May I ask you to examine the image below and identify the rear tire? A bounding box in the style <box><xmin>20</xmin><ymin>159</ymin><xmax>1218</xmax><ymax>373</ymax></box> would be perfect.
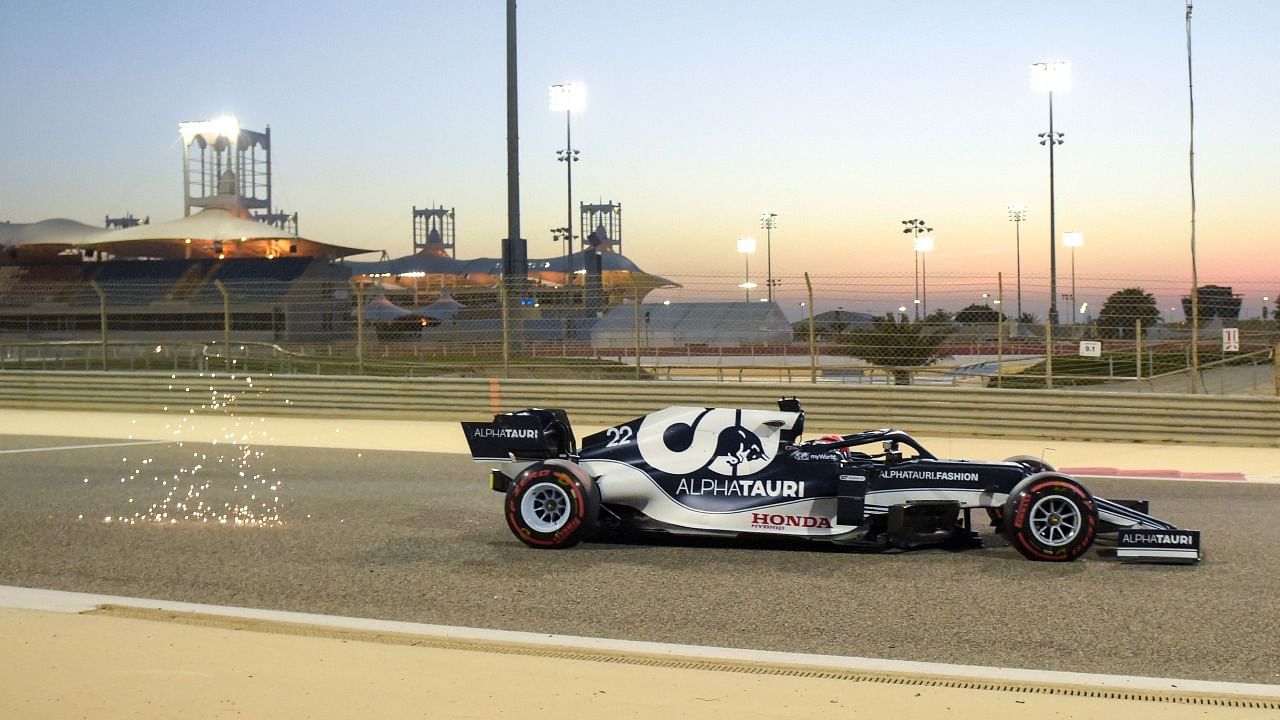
<box><xmin>987</xmin><ymin>456</ymin><xmax>1056</xmax><ymax>530</ymax></box>
<box><xmin>505</xmin><ymin>460</ymin><xmax>599</xmax><ymax>549</ymax></box>
<box><xmin>1002</xmin><ymin>473</ymin><xmax>1097</xmax><ymax>562</ymax></box>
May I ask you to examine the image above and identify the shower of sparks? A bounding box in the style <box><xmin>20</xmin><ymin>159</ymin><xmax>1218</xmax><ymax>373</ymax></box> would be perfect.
<box><xmin>86</xmin><ymin>372</ymin><xmax>288</xmax><ymax>528</ymax></box>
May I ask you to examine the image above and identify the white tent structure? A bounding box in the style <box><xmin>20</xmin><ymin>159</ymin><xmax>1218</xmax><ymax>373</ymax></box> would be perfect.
<box><xmin>409</xmin><ymin>290</ymin><xmax>465</xmax><ymax>322</ymax></box>
<box><xmin>358</xmin><ymin>295</ymin><xmax>412</xmax><ymax>322</ymax></box>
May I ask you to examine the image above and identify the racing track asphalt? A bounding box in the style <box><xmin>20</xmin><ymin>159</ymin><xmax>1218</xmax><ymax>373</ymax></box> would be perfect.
<box><xmin>1</xmin><ymin>433</ymin><xmax>1277</xmax><ymax>685</ymax></box>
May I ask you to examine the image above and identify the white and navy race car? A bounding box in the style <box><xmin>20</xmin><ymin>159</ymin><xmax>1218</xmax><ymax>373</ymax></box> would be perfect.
<box><xmin>461</xmin><ymin>399</ymin><xmax>1201</xmax><ymax>563</ymax></box>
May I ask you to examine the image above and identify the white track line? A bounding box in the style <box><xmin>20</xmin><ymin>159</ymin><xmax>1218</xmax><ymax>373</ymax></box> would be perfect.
<box><xmin>1</xmin><ymin>585</ymin><xmax>1276</xmax><ymax>698</ymax></box>
<box><xmin>0</xmin><ymin>440</ymin><xmax>169</xmax><ymax>455</ymax></box>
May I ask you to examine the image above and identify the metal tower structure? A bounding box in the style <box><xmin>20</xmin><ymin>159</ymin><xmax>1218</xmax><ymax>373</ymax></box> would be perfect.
<box><xmin>413</xmin><ymin>206</ymin><xmax>456</xmax><ymax>257</ymax></box>
<box><xmin>104</xmin><ymin>213</ymin><xmax>148</xmax><ymax>229</ymax></box>
<box><xmin>255</xmin><ymin>210</ymin><xmax>299</xmax><ymax>238</ymax></box>
<box><xmin>580</xmin><ymin>201</ymin><xmax>622</xmax><ymax>253</ymax></box>
<box><xmin>179</xmin><ymin>117</ymin><xmax>272</xmax><ymax>217</ymax></box>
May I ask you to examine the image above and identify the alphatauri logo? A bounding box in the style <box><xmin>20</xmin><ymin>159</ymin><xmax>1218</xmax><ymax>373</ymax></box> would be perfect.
<box><xmin>637</xmin><ymin>406</ymin><xmax>797</xmax><ymax>478</ymax></box>
<box><xmin>471</xmin><ymin>427</ymin><xmax>538</xmax><ymax>439</ymax></box>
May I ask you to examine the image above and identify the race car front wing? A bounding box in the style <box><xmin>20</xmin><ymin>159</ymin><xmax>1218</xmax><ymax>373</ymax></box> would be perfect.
<box><xmin>1116</xmin><ymin>529</ymin><xmax>1201</xmax><ymax>564</ymax></box>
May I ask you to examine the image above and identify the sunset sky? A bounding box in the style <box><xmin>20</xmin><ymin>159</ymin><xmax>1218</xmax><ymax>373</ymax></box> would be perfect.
<box><xmin>2</xmin><ymin>1</ymin><xmax>1277</xmax><ymax>316</ymax></box>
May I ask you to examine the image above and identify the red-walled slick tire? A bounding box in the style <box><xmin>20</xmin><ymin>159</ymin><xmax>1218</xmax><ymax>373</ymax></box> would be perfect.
<box><xmin>505</xmin><ymin>460</ymin><xmax>599</xmax><ymax>549</ymax></box>
<box><xmin>1002</xmin><ymin>473</ymin><xmax>1097</xmax><ymax>562</ymax></box>
<box><xmin>988</xmin><ymin>456</ymin><xmax>1056</xmax><ymax>530</ymax></box>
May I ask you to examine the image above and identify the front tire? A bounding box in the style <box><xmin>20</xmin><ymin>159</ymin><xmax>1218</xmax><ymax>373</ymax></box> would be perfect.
<box><xmin>988</xmin><ymin>456</ymin><xmax>1057</xmax><ymax>530</ymax></box>
<box><xmin>505</xmin><ymin>460</ymin><xmax>599</xmax><ymax>548</ymax></box>
<box><xmin>1002</xmin><ymin>473</ymin><xmax>1097</xmax><ymax>562</ymax></box>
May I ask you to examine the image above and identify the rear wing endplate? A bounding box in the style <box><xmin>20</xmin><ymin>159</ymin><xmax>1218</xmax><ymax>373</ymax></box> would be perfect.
<box><xmin>461</xmin><ymin>408</ymin><xmax>576</xmax><ymax>462</ymax></box>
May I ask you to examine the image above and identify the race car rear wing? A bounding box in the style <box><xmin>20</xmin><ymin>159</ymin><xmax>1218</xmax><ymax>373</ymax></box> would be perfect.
<box><xmin>461</xmin><ymin>408</ymin><xmax>577</xmax><ymax>462</ymax></box>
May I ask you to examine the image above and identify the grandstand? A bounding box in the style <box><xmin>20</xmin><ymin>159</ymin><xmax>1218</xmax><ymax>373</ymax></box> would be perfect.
<box><xmin>0</xmin><ymin>118</ymin><xmax>681</xmax><ymax>348</ymax></box>
<box><xmin>0</xmin><ymin>258</ymin><xmax>351</xmax><ymax>341</ymax></box>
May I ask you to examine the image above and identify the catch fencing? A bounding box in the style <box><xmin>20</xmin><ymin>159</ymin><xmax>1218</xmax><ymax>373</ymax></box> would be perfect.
<box><xmin>1</xmin><ymin>271</ymin><xmax>1277</xmax><ymax>394</ymax></box>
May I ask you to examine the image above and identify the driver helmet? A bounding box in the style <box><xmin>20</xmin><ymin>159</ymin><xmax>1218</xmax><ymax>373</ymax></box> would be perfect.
<box><xmin>816</xmin><ymin>434</ymin><xmax>854</xmax><ymax>459</ymax></box>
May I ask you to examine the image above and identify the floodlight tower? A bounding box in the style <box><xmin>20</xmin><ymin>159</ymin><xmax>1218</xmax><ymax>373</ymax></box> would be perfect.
<box><xmin>901</xmin><ymin>218</ymin><xmax>932</xmax><ymax>320</ymax></box>
<box><xmin>737</xmin><ymin>237</ymin><xmax>757</xmax><ymax>301</ymax></box>
<box><xmin>916</xmin><ymin>234</ymin><xmax>935</xmax><ymax>317</ymax></box>
<box><xmin>1031</xmin><ymin>60</ymin><xmax>1070</xmax><ymax>387</ymax></box>
<box><xmin>1063</xmin><ymin>231</ymin><xmax>1084</xmax><ymax>323</ymax></box>
<box><xmin>550</xmin><ymin>82</ymin><xmax>585</xmax><ymax>275</ymax></box>
<box><xmin>761</xmin><ymin>212</ymin><xmax>778</xmax><ymax>301</ymax></box>
<box><xmin>1008</xmin><ymin>204</ymin><xmax>1028</xmax><ymax>321</ymax></box>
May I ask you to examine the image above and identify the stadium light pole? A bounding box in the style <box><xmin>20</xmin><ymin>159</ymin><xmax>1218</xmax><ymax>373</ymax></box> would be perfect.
<box><xmin>1008</xmin><ymin>203</ymin><xmax>1028</xmax><ymax>321</ymax></box>
<box><xmin>551</xmin><ymin>226</ymin><xmax>570</xmax><ymax>271</ymax></box>
<box><xmin>1032</xmin><ymin>60</ymin><xmax>1070</xmax><ymax>388</ymax></box>
<box><xmin>737</xmin><ymin>236</ymin><xmax>757</xmax><ymax>301</ymax></box>
<box><xmin>901</xmin><ymin>218</ymin><xmax>932</xmax><ymax>320</ymax></box>
<box><xmin>550</xmin><ymin>82</ymin><xmax>584</xmax><ymax>283</ymax></box>
<box><xmin>1063</xmin><ymin>231</ymin><xmax>1084</xmax><ymax>324</ymax></box>
<box><xmin>916</xmin><ymin>235</ymin><xmax>935</xmax><ymax>318</ymax></box>
<box><xmin>760</xmin><ymin>213</ymin><xmax>778</xmax><ymax>302</ymax></box>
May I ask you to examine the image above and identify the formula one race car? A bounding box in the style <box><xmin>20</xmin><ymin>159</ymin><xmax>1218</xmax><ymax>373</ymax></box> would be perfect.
<box><xmin>462</xmin><ymin>399</ymin><xmax>1201</xmax><ymax>563</ymax></box>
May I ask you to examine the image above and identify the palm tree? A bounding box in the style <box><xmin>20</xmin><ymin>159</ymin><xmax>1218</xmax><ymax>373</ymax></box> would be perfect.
<box><xmin>834</xmin><ymin>315</ymin><xmax>953</xmax><ymax>385</ymax></box>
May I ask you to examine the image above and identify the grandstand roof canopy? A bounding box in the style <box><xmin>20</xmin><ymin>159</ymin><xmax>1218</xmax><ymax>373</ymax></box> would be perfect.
<box><xmin>344</xmin><ymin>249</ymin><xmax>652</xmax><ymax>277</ymax></box>
<box><xmin>344</xmin><ymin>249</ymin><xmax>678</xmax><ymax>296</ymax></box>
<box><xmin>1</xmin><ymin>209</ymin><xmax>373</xmax><ymax>261</ymax></box>
<box><xmin>0</xmin><ymin>218</ymin><xmax>108</xmax><ymax>248</ymax></box>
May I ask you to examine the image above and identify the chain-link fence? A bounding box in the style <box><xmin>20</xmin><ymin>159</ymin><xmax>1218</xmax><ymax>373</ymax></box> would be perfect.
<box><xmin>1</xmin><ymin>268</ymin><xmax>1276</xmax><ymax>394</ymax></box>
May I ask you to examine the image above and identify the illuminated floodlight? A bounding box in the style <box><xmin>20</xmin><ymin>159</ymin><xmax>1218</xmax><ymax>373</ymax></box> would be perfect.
<box><xmin>739</xmin><ymin>281</ymin><xmax>758</xmax><ymax>289</ymax></box>
<box><xmin>914</xmin><ymin>235</ymin><xmax>935</xmax><ymax>253</ymax></box>
<box><xmin>549</xmin><ymin>83</ymin><xmax>587</xmax><ymax>113</ymax></box>
<box><xmin>1063</xmin><ymin>231</ymin><xmax>1084</xmax><ymax>247</ymax></box>
<box><xmin>737</xmin><ymin>237</ymin><xmax>757</xmax><ymax>254</ymax></box>
<box><xmin>1030</xmin><ymin>61</ymin><xmax>1071</xmax><ymax>93</ymax></box>
<box><xmin>179</xmin><ymin>115</ymin><xmax>241</xmax><ymax>144</ymax></box>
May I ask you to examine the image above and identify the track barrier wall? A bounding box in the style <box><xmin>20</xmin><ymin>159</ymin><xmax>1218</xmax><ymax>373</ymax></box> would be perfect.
<box><xmin>1</xmin><ymin>371</ymin><xmax>1276</xmax><ymax>447</ymax></box>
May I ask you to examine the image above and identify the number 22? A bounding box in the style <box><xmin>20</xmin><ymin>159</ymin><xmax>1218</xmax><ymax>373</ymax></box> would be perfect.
<box><xmin>605</xmin><ymin>425</ymin><xmax>634</xmax><ymax>447</ymax></box>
